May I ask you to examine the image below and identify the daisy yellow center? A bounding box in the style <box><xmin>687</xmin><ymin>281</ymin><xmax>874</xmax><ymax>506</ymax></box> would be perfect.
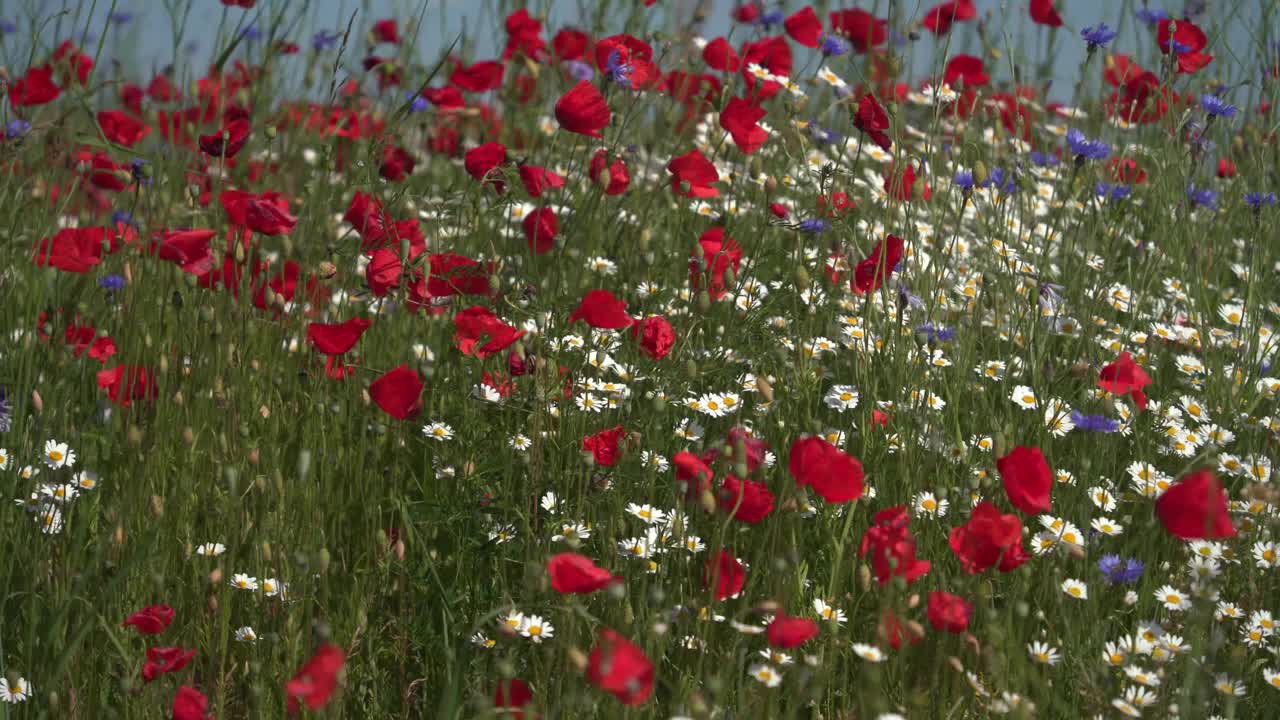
<box><xmin>1166</xmin><ymin>594</ymin><xmax>1180</xmax><ymax>604</ymax></box>
<box><xmin>922</xmin><ymin>499</ymin><xmax>937</xmax><ymax>510</ymax></box>
<box><xmin>527</xmin><ymin>625</ymin><xmax>542</xmax><ymax>636</ymax></box>
<box><xmin>1022</xmin><ymin>395</ymin><xmax>1034</xmax><ymax>404</ymax></box>
<box><xmin>1265</xmin><ymin>550</ymin><xmax>1276</xmax><ymax>562</ymax></box>
<box><xmin>48</xmin><ymin>450</ymin><xmax>64</xmax><ymax>462</ymax></box>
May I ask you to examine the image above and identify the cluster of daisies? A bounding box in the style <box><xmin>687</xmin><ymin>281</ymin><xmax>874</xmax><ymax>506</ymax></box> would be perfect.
<box><xmin>3</xmin><ymin>439</ymin><xmax>98</xmax><ymax>536</ymax></box>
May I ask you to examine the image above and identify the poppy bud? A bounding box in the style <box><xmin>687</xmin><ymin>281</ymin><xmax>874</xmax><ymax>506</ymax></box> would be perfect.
<box><xmin>793</xmin><ymin>265</ymin><xmax>810</xmax><ymax>289</ymax></box>
<box><xmin>857</xmin><ymin>564</ymin><xmax>872</xmax><ymax>591</ymax></box>
<box><xmin>265</xmin><ymin>124</ymin><xmax>278</xmax><ymax>140</ymax></box>
<box><xmin>31</xmin><ymin>389</ymin><xmax>43</xmax><ymax>414</ymax></box>
<box><xmin>150</xmin><ymin>494</ymin><xmax>164</xmax><ymax>518</ymax></box>
<box><xmin>696</xmin><ymin>290</ymin><xmax>712</xmax><ymax>314</ymax></box>
<box><xmin>765</xmin><ymin>176</ymin><xmax>778</xmax><ymax>193</ymax></box>
<box><xmin>317</xmin><ymin>548</ymin><xmax>331</xmax><ymax>575</ymax></box>
<box><xmin>297</xmin><ymin>449</ymin><xmax>312</xmax><ymax>480</ymax></box>
<box><xmin>639</xmin><ymin>229</ymin><xmax>651</xmax><ymax>251</ymax></box>
<box><xmin>489</xmin><ymin>274</ymin><xmax>502</xmax><ymax>295</ymax></box>
<box><xmin>700</xmin><ymin>489</ymin><xmax>717</xmax><ymax>514</ymax></box>
<box><xmin>113</xmin><ymin>523</ymin><xmax>126</xmax><ymax>547</ymax></box>
<box><xmin>209</xmin><ymin>568</ymin><xmax>223</xmax><ymax>585</ymax></box>
<box><xmin>972</xmin><ymin>161</ymin><xmax>989</xmax><ymax>186</ymax></box>
<box><xmin>566</xmin><ymin>647</ymin><xmax>589</xmax><ymax>672</ymax></box>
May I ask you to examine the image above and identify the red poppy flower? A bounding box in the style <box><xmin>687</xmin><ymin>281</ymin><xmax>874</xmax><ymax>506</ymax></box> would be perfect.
<box><xmin>450</xmin><ymin>60</ymin><xmax>505</xmax><ymax>92</ymax></box>
<box><xmin>1107</xmin><ymin>157</ymin><xmax>1147</xmax><ymax>184</ymax></box>
<box><xmin>464</xmin><ymin>142</ymin><xmax>509</xmax><ymax>191</ymax></box>
<box><xmin>852</xmin><ymin>234</ymin><xmax>905</xmax><ymax>294</ymax></box>
<box><xmin>789</xmin><ymin>436</ymin><xmax>865</xmax><ymax>503</ymax></box>
<box><xmin>97</xmin><ymin>365</ymin><xmax>157</xmax><ymax>406</ymax></box>
<box><xmin>97</xmin><ymin>110</ymin><xmax>151</xmax><ymax>147</ymax></box>
<box><xmin>582</xmin><ymin>425</ymin><xmax>626</xmax><ymax>466</ymax></box>
<box><xmin>1157</xmin><ymin>18</ymin><xmax>1213</xmax><ymax>74</ymax></box>
<box><xmin>853</xmin><ymin>93</ymin><xmax>893</xmax><ymax>151</ymax></box>
<box><xmin>10</xmin><ymin>64</ymin><xmax>62</xmax><ymax>107</ymax></box>
<box><xmin>87</xmin><ymin>152</ymin><xmax>129</xmax><ymax>192</ymax></box>
<box><xmin>667</xmin><ymin>148</ymin><xmax>719</xmax><ymax>198</ymax></box>
<box><xmin>739</xmin><ymin>36</ymin><xmax>792</xmax><ymax>99</ymax></box>
<box><xmin>364</xmin><ymin>248</ymin><xmax>402</xmax><ymax>297</ymax></box>
<box><xmin>518</xmin><ymin>165</ymin><xmax>566</xmax><ymax>197</ymax></box>
<box><xmin>369</xmin><ymin>365</ymin><xmax>423</xmax><ymax>420</ymax></box>
<box><xmin>123</xmin><ymin>604</ymin><xmax>175</xmax><ymax>634</ymax></box>
<box><xmin>173</xmin><ymin>686</ymin><xmax>211</xmax><ymax>720</ymax></box>
<box><xmin>674</xmin><ymin>451</ymin><xmax>714</xmax><ymax>498</ymax></box>
<box><xmin>783</xmin><ymin>7</ymin><xmax>823</xmax><ymax>48</ymax></box>
<box><xmin>927</xmin><ymin>591</ymin><xmax>973</xmax><ymax>633</ymax></box>
<box><xmin>142</xmin><ymin>646</ymin><xmax>196</xmax><ymax>683</ymax></box>
<box><xmin>155</xmin><ymin>229</ymin><xmax>217</xmax><ymax>274</ymax></box>
<box><xmin>522</xmin><ymin>207</ymin><xmax>559</xmax><ymax>254</ymax></box>
<box><xmin>586</xmin><ymin>629</ymin><xmax>654</xmax><ymax>705</ymax></box>
<box><xmin>1155</xmin><ymin>470</ymin><xmax>1237</xmax><ymax>540</ymax></box>
<box><xmin>880</xmin><ymin>611</ymin><xmax>924</xmax><ymax>650</ymax></box>
<box><xmin>504</xmin><ymin>9</ymin><xmax>546</xmax><ymax>61</ymax></box>
<box><xmin>720</xmin><ymin>96</ymin><xmax>768</xmax><ymax>154</ymax></box>
<box><xmin>553</xmin><ymin>28</ymin><xmax>591</xmax><ymax>61</ymax></box>
<box><xmin>307</xmin><ymin>318</ymin><xmax>372</xmax><ymax>355</ymax></box>
<box><xmin>922</xmin><ymin>0</ymin><xmax>977</xmax><ymax>35</ymax></box>
<box><xmin>859</xmin><ymin>505</ymin><xmax>932</xmax><ymax>585</ymax></box>
<box><xmin>1029</xmin><ymin>0</ymin><xmax>1063</xmax><ymax>27</ymax></box>
<box><xmin>944</xmin><ymin>54</ymin><xmax>988</xmax><ymax>87</ymax></box>
<box><xmin>555</xmin><ymin>80</ymin><xmax>611</xmax><ymax>138</ymax></box>
<box><xmin>704</xmin><ymin>549</ymin><xmax>746</xmax><ymax>600</ymax></box>
<box><xmin>199</xmin><ymin>118</ymin><xmax>251</xmax><ymax>158</ymax></box>
<box><xmin>829</xmin><ymin>9</ymin><xmax>887</xmax><ymax>53</ymax></box>
<box><xmin>733</xmin><ymin>3</ymin><xmax>761</xmax><ymax>23</ymax></box>
<box><xmin>427</xmin><ymin>253</ymin><xmax>494</xmax><ymax>297</ymax></box>
<box><xmin>372</xmin><ymin>18</ymin><xmax>401</xmax><ymax>44</ymax></box>
<box><xmin>380</xmin><ymin>144</ymin><xmax>416</xmax><ymax>181</ymax></box>
<box><xmin>568</xmin><ymin>289</ymin><xmax>634</xmax><ymax>329</ymax></box>
<box><xmin>1216</xmin><ymin>158</ymin><xmax>1236</xmax><ymax>179</ymax></box>
<box><xmin>220</xmin><ymin>189</ymin><xmax>297</xmax><ymax>236</ymax></box>
<box><xmin>883</xmin><ymin>162</ymin><xmax>929</xmax><ymax>202</ymax></box>
<box><xmin>1097</xmin><ymin>351</ymin><xmax>1151</xmax><ymax>411</ymax></box>
<box><xmin>702</xmin><ymin>37</ymin><xmax>742</xmax><ymax>72</ymax></box>
<box><xmin>948</xmin><ymin>501</ymin><xmax>1029</xmax><ymax>574</ymax></box>
<box><xmin>454</xmin><ymin>306</ymin><xmax>525</xmax><ymax>358</ymax></box>
<box><xmin>589</xmin><ymin>150</ymin><xmax>630</xmax><ymax>194</ymax></box>
<box><xmin>997</xmin><ymin>445</ymin><xmax>1053</xmax><ymax>515</ymax></box>
<box><xmin>690</xmin><ymin>227</ymin><xmax>742</xmax><ymax>301</ymax></box>
<box><xmin>32</xmin><ymin>227</ymin><xmax>113</xmax><ymax>273</ymax></box>
<box><xmin>632</xmin><ymin>315</ymin><xmax>676</xmax><ymax>360</ymax></box>
<box><xmin>422</xmin><ymin>85</ymin><xmax>465</xmax><ymax>109</ymax></box>
<box><xmin>548</xmin><ymin>553</ymin><xmax>621</xmax><ymax>594</ymax></box>
<box><xmin>594</xmin><ymin>34</ymin><xmax>659</xmax><ymax>88</ymax></box>
<box><xmin>285</xmin><ymin>644</ymin><xmax>346</xmax><ymax>714</ymax></box>
<box><xmin>494</xmin><ymin>678</ymin><xmax>533</xmax><ymax>717</ymax></box>
<box><xmin>767</xmin><ymin>613</ymin><xmax>819</xmax><ymax>648</ymax></box>
<box><xmin>718</xmin><ymin>475</ymin><xmax>774</xmax><ymax>524</ymax></box>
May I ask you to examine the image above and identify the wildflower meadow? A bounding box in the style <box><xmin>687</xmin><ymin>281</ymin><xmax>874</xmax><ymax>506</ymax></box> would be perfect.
<box><xmin>2</xmin><ymin>0</ymin><xmax>1279</xmax><ymax>717</ymax></box>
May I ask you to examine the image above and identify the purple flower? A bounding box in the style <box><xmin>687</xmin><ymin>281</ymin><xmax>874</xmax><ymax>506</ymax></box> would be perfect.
<box><xmin>917</xmin><ymin>324</ymin><xmax>957</xmax><ymax>342</ymax></box>
<box><xmin>820</xmin><ymin>35</ymin><xmax>849</xmax><ymax>57</ymax></box>
<box><xmin>111</xmin><ymin>210</ymin><xmax>137</xmax><ymax>228</ymax></box>
<box><xmin>566</xmin><ymin>60</ymin><xmax>595</xmax><ymax>82</ymax></box>
<box><xmin>758</xmin><ymin>10</ymin><xmax>785</xmax><ymax>29</ymax></box>
<box><xmin>1244</xmin><ymin>191</ymin><xmax>1277</xmax><ymax>209</ymax></box>
<box><xmin>953</xmin><ymin>170</ymin><xmax>975</xmax><ymax>190</ymax></box>
<box><xmin>109</xmin><ymin>11</ymin><xmax>135</xmax><ymax>25</ymax></box>
<box><xmin>797</xmin><ymin>218</ymin><xmax>828</xmax><ymax>234</ymax></box>
<box><xmin>1081</xmin><ymin>23</ymin><xmax>1118</xmax><ymax>51</ymax></box>
<box><xmin>1200</xmin><ymin>94</ymin><xmax>1237</xmax><ymax>119</ymax></box>
<box><xmin>1095</xmin><ymin>183</ymin><xmax>1131</xmax><ymax>202</ymax></box>
<box><xmin>4</xmin><ymin>119</ymin><xmax>31</xmax><ymax>140</ymax></box>
<box><xmin>1135</xmin><ymin>7</ymin><xmax>1168</xmax><ymax>24</ymax></box>
<box><xmin>1029</xmin><ymin>151</ymin><xmax>1059</xmax><ymax>167</ymax></box>
<box><xmin>1187</xmin><ymin>183</ymin><xmax>1218</xmax><ymax>209</ymax></box>
<box><xmin>1066</xmin><ymin>129</ymin><xmax>1110</xmax><ymax>162</ymax></box>
<box><xmin>313</xmin><ymin>30</ymin><xmax>340</xmax><ymax>51</ymax></box>
<box><xmin>100</xmin><ymin>274</ymin><xmax>127</xmax><ymax>291</ymax></box>
<box><xmin>0</xmin><ymin>19</ymin><xmax>17</xmax><ymax>34</ymax></box>
<box><xmin>405</xmin><ymin>92</ymin><xmax>430</xmax><ymax>113</ymax></box>
<box><xmin>130</xmin><ymin>158</ymin><xmax>152</xmax><ymax>185</ymax></box>
<box><xmin>1071</xmin><ymin>411</ymin><xmax>1120</xmax><ymax>433</ymax></box>
<box><xmin>605</xmin><ymin>50</ymin><xmax>633</xmax><ymax>89</ymax></box>
<box><xmin>1099</xmin><ymin>555</ymin><xmax>1144</xmax><ymax>584</ymax></box>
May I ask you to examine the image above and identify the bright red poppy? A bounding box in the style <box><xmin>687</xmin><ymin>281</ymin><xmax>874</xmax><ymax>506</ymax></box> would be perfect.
<box><xmin>927</xmin><ymin>591</ymin><xmax>973</xmax><ymax>633</ymax></box>
<box><xmin>285</xmin><ymin>644</ymin><xmax>346</xmax><ymax>714</ymax></box>
<box><xmin>98</xmin><ymin>110</ymin><xmax>151</xmax><ymax>146</ymax></box>
<box><xmin>307</xmin><ymin>318</ymin><xmax>372</xmax><ymax>355</ymax></box>
<box><xmin>368</xmin><ymin>365</ymin><xmax>423</xmax><ymax>420</ymax></box>
<box><xmin>704</xmin><ymin>549</ymin><xmax>746</xmax><ymax>600</ymax></box>
<box><xmin>632</xmin><ymin>315</ymin><xmax>676</xmax><ymax>360</ymax></box>
<box><xmin>789</xmin><ymin>436</ymin><xmax>865</xmax><ymax>503</ymax></box>
<box><xmin>1155</xmin><ymin>470</ymin><xmax>1237</xmax><ymax>540</ymax></box>
<box><xmin>555</xmin><ymin>80</ymin><xmax>611</xmax><ymax>138</ymax></box>
<box><xmin>1029</xmin><ymin>0</ymin><xmax>1063</xmax><ymax>27</ymax></box>
<box><xmin>142</xmin><ymin>646</ymin><xmax>196</xmax><ymax>683</ymax></box>
<box><xmin>948</xmin><ymin>502</ymin><xmax>1029</xmax><ymax>574</ymax></box>
<box><xmin>123</xmin><ymin>604</ymin><xmax>175</xmax><ymax>634</ymax></box>
<box><xmin>783</xmin><ymin>7</ymin><xmax>823</xmax><ymax>48</ymax></box>
<box><xmin>854</xmin><ymin>93</ymin><xmax>892</xmax><ymax>150</ymax></box>
<box><xmin>582</xmin><ymin>425</ymin><xmax>626</xmax><ymax>466</ymax></box>
<box><xmin>454</xmin><ymin>306</ymin><xmax>525</xmax><ymax>358</ymax></box>
<box><xmin>173</xmin><ymin>686</ymin><xmax>211</xmax><ymax>720</ymax></box>
<box><xmin>568</xmin><ymin>289</ymin><xmax>634</xmax><ymax>329</ymax></box>
<box><xmin>548</xmin><ymin>553</ymin><xmax>621</xmax><ymax>594</ymax></box>
<box><xmin>997</xmin><ymin>445</ymin><xmax>1053</xmax><ymax>515</ymax></box>
<box><xmin>852</xmin><ymin>234</ymin><xmax>905</xmax><ymax>294</ymax></box>
<box><xmin>720</xmin><ymin>96</ymin><xmax>768</xmax><ymax>154</ymax></box>
<box><xmin>586</xmin><ymin>629</ymin><xmax>654</xmax><ymax>705</ymax></box>
<box><xmin>767</xmin><ymin>612</ymin><xmax>819</xmax><ymax>648</ymax></box>
<box><xmin>667</xmin><ymin>148</ymin><xmax>719</xmax><ymax>198</ymax></box>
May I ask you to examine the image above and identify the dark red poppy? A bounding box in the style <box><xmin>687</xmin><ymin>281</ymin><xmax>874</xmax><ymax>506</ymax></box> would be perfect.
<box><xmin>97</xmin><ymin>110</ymin><xmax>151</xmax><ymax>147</ymax></box>
<box><xmin>927</xmin><ymin>591</ymin><xmax>973</xmax><ymax>633</ymax></box>
<box><xmin>285</xmin><ymin>644</ymin><xmax>345</xmax><ymax>714</ymax></box>
<box><xmin>880</xmin><ymin>611</ymin><xmax>924</xmax><ymax>650</ymax></box>
<box><xmin>586</xmin><ymin>629</ymin><xmax>654</xmax><ymax>705</ymax></box>
<box><xmin>142</xmin><ymin>646</ymin><xmax>196</xmax><ymax>683</ymax></box>
<box><xmin>504</xmin><ymin>9</ymin><xmax>546</xmax><ymax>61</ymax></box>
<box><xmin>1097</xmin><ymin>351</ymin><xmax>1151</xmax><ymax>411</ymax></box>
<box><xmin>1216</xmin><ymin>158</ymin><xmax>1236</xmax><ymax>179</ymax></box>
<box><xmin>568</xmin><ymin>289</ymin><xmax>634</xmax><ymax>329</ymax></box>
<box><xmin>674</xmin><ymin>451</ymin><xmax>714</xmax><ymax>498</ymax></box>
<box><xmin>10</xmin><ymin>64</ymin><xmax>62</xmax><ymax>107</ymax></box>
<box><xmin>784</xmin><ymin>7</ymin><xmax>823</xmax><ymax>48</ymax></box>
<box><xmin>667</xmin><ymin>148</ymin><xmax>719</xmax><ymax>198</ymax></box>
<box><xmin>589</xmin><ymin>150</ymin><xmax>630</xmax><ymax>195</ymax></box>
<box><xmin>369</xmin><ymin>365</ymin><xmax>423</xmax><ymax>420</ymax></box>
<box><xmin>997</xmin><ymin>445</ymin><xmax>1053</xmax><ymax>515</ymax></box>
<box><xmin>307</xmin><ymin>318</ymin><xmax>372</xmax><ymax>355</ymax></box>
<box><xmin>220</xmin><ymin>189</ymin><xmax>297</xmax><ymax>236</ymax></box>
<box><xmin>464</xmin><ymin>142</ymin><xmax>509</xmax><ymax>191</ymax></box>
<box><xmin>422</xmin><ymin>85</ymin><xmax>465</xmax><ymax>109</ymax></box>
<box><xmin>632</xmin><ymin>315</ymin><xmax>676</xmax><ymax>360</ymax></box>
<box><xmin>944</xmin><ymin>54</ymin><xmax>989</xmax><ymax>87</ymax></box>
<box><xmin>705</xmin><ymin>549</ymin><xmax>746</xmax><ymax>600</ymax></box>
<box><xmin>829</xmin><ymin>9</ymin><xmax>887</xmax><ymax>52</ymax></box>
<box><xmin>372</xmin><ymin>19</ymin><xmax>401</xmax><ymax>44</ymax></box>
<box><xmin>854</xmin><ymin>93</ymin><xmax>892</xmax><ymax>150</ymax></box>
<box><xmin>702</xmin><ymin>37</ymin><xmax>742</xmax><ymax>72</ymax></box>
<box><xmin>51</xmin><ymin>40</ymin><xmax>93</xmax><ymax>87</ymax></box>
<box><xmin>1157</xmin><ymin>18</ymin><xmax>1213</xmax><ymax>74</ymax></box>
<box><xmin>454</xmin><ymin>306</ymin><xmax>525</xmax><ymax>359</ymax></box>
<box><xmin>518</xmin><ymin>165</ymin><xmax>566</xmax><ymax>197</ymax></box>
<box><xmin>87</xmin><ymin>152</ymin><xmax>129</xmax><ymax>192</ymax></box>
<box><xmin>32</xmin><ymin>227</ymin><xmax>111</xmax><ymax>273</ymax></box>
<box><xmin>922</xmin><ymin>0</ymin><xmax>977</xmax><ymax>35</ymax></box>
<box><xmin>789</xmin><ymin>436</ymin><xmax>865</xmax><ymax>503</ymax></box>
<box><xmin>852</xmin><ymin>234</ymin><xmax>905</xmax><ymax>294</ymax></box>
<box><xmin>718</xmin><ymin>475</ymin><xmax>774</xmax><ymax>523</ymax></box>
<box><xmin>364</xmin><ymin>248</ymin><xmax>402</xmax><ymax>297</ymax></box>
<box><xmin>222</xmin><ymin>0</ymin><xmax>256</xmax><ymax>6</ymax></box>
<box><xmin>594</xmin><ymin>34</ymin><xmax>659</xmax><ymax>88</ymax></box>
<box><xmin>173</xmin><ymin>686</ymin><xmax>211</xmax><ymax>720</ymax></box>
<box><xmin>97</xmin><ymin>365</ymin><xmax>157</xmax><ymax>406</ymax></box>
<box><xmin>427</xmin><ymin>253</ymin><xmax>494</xmax><ymax>297</ymax></box>
<box><xmin>155</xmin><ymin>229</ymin><xmax>217</xmax><ymax>274</ymax></box>
<box><xmin>690</xmin><ymin>227</ymin><xmax>742</xmax><ymax>301</ymax></box>
<box><xmin>859</xmin><ymin>505</ymin><xmax>932</xmax><ymax>585</ymax></box>
<box><xmin>720</xmin><ymin>97</ymin><xmax>768</xmax><ymax>154</ymax></box>
<box><xmin>548</xmin><ymin>553</ymin><xmax>621</xmax><ymax>594</ymax></box>
<box><xmin>1107</xmin><ymin>157</ymin><xmax>1148</xmax><ymax>184</ymax></box>
<box><xmin>554</xmin><ymin>28</ymin><xmax>591</xmax><ymax>61</ymax></box>
<box><xmin>494</xmin><ymin>678</ymin><xmax>533</xmax><ymax>718</ymax></box>
<box><xmin>199</xmin><ymin>118</ymin><xmax>251</xmax><ymax>158</ymax></box>
<box><xmin>733</xmin><ymin>3</ymin><xmax>761</xmax><ymax>23</ymax></box>
<box><xmin>582</xmin><ymin>425</ymin><xmax>626</xmax><ymax>466</ymax></box>
<box><xmin>767</xmin><ymin>613</ymin><xmax>819</xmax><ymax>648</ymax></box>
<box><xmin>555</xmin><ymin>80</ymin><xmax>611</xmax><ymax>138</ymax></box>
<box><xmin>123</xmin><ymin>604</ymin><xmax>175</xmax><ymax>634</ymax></box>
<box><xmin>450</xmin><ymin>60</ymin><xmax>505</xmax><ymax>92</ymax></box>
<box><xmin>1155</xmin><ymin>470</ymin><xmax>1237</xmax><ymax>540</ymax></box>
<box><xmin>523</xmin><ymin>207</ymin><xmax>558</xmax><ymax>254</ymax></box>
<box><xmin>380</xmin><ymin>144</ymin><xmax>416</xmax><ymax>181</ymax></box>
<box><xmin>1029</xmin><ymin>0</ymin><xmax>1063</xmax><ymax>27</ymax></box>
<box><xmin>948</xmin><ymin>501</ymin><xmax>1029</xmax><ymax>574</ymax></box>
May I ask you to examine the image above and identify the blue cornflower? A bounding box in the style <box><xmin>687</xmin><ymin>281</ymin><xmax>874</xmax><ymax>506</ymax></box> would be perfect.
<box><xmin>111</xmin><ymin>210</ymin><xmax>137</xmax><ymax>228</ymax></box>
<box><xmin>758</xmin><ymin>10</ymin><xmax>785</xmax><ymax>29</ymax></box>
<box><xmin>1118</xmin><ymin>558</ymin><xmax>1145</xmax><ymax>583</ymax></box>
<box><xmin>1028</xmin><ymin>150</ymin><xmax>1060</xmax><ymax>167</ymax></box>
<box><xmin>405</xmin><ymin>92</ymin><xmax>430</xmax><ymax>113</ymax></box>
<box><xmin>5</xmin><ymin>119</ymin><xmax>32</xmax><ymax>140</ymax></box>
<box><xmin>1200</xmin><ymin>94</ymin><xmax>1237</xmax><ymax>119</ymax></box>
<box><xmin>1187</xmin><ymin>183</ymin><xmax>1218</xmax><ymax>209</ymax></box>
<box><xmin>239</xmin><ymin>25</ymin><xmax>261</xmax><ymax>41</ymax></box>
<box><xmin>797</xmin><ymin>218</ymin><xmax>828</xmax><ymax>234</ymax></box>
<box><xmin>897</xmin><ymin>284</ymin><xmax>924</xmax><ymax>310</ymax></box>
<box><xmin>605</xmin><ymin>50</ymin><xmax>633</xmax><ymax>89</ymax></box>
<box><xmin>1066</xmin><ymin>128</ymin><xmax>1110</xmax><ymax>162</ymax></box>
<box><xmin>807</xmin><ymin>123</ymin><xmax>841</xmax><ymax>146</ymax></box>
<box><xmin>130</xmin><ymin>158</ymin><xmax>152</xmax><ymax>185</ymax></box>
<box><xmin>917</xmin><ymin>324</ymin><xmax>957</xmax><ymax>343</ymax></box>
<box><xmin>820</xmin><ymin>34</ymin><xmax>849</xmax><ymax>57</ymax></box>
<box><xmin>313</xmin><ymin>30</ymin><xmax>340</xmax><ymax>51</ymax></box>
<box><xmin>109</xmin><ymin>11</ymin><xmax>134</xmax><ymax>25</ymax></box>
<box><xmin>1070</xmin><ymin>411</ymin><xmax>1120</xmax><ymax>433</ymax></box>
<box><xmin>566</xmin><ymin>60</ymin><xmax>595</xmax><ymax>81</ymax></box>
<box><xmin>954</xmin><ymin>170</ymin><xmax>975</xmax><ymax>190</ymax></box>
<box><xmin>1095</xmin><ymin>182</ymin><xmax>1131</xmax><ymax>202</ymax></box>
<box><xmin>100</xmin><ymin>274</ymin><xmax>127</xmax><ymax>291</ymax></box>
<box><xmin>1135</xmin><ymin>7</ymin><xmax>1168</xmax><ymax>24</ymax></box>
<box><xmin>1081</xmin><ymin>23</ymin><xmax>1118</xmax><ymax>51</ymax></box>
<box><xmin>1099</xmin><ymin>555</ymin><xmax>1144</xmax><ymax>584</ymax></box>
<box><xmin>982</xmin><ymin>167</ymin><xmax>1018</xmax><ymax>194</ymax></box>
<box><xmin>1244</xmin><ymin>191</ymin><xmax>1277</xmax><ymax>209</ymax></box>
